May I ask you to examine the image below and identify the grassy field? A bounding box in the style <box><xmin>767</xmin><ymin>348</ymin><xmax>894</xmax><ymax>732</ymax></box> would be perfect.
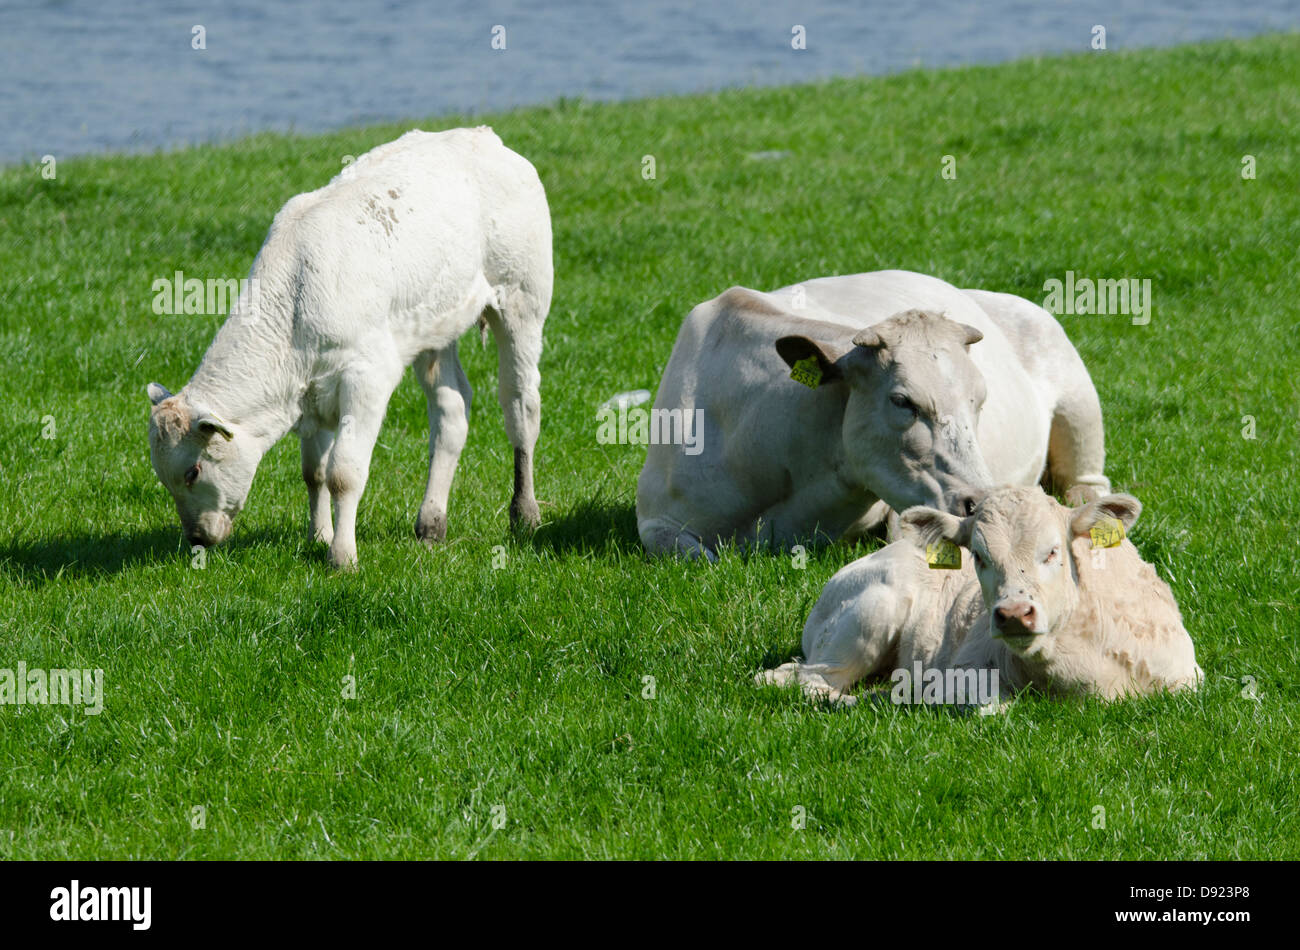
<box><xmin>1</xmin><ymin>35</ymin><xmax>1298</xmax><ymax>860</ymax></box>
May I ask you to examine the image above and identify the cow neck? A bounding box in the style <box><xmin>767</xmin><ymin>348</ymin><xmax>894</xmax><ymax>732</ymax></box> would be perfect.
<box><xmin>185</xmin><ymin>291</ymin><xmax>307</xmax><ymax>450</ymax></box>
<box><xmin>829</xmin><ymin>443</ymin><xmax>868</xmax><ymax>497</ymax></box>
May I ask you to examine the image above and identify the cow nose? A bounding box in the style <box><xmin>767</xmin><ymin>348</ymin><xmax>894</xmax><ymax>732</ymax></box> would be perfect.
<box><xmin>994</xmin><ymin>602</ymin><xmax>1036</xmax><ymax>631</ymax></box>
<box><xmin>189</xmin><ymin>511</ymin><xmax>233</xmax><ymax>547</ymax></box>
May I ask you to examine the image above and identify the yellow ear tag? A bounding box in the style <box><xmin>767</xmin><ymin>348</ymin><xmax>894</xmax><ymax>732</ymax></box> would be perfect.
<box><xmin>789</xmin><ymin>356</ymin><xmax>822</xmax><ymax>389</ymax></box>
<box><xmin>926</xmin><ymin>539</ymin><xmax>962</xmax><ymax>570</ymax></box>
<box><xmin>1090</xmin><ymin>516</ymin><xmax>1125</xmax><ymax>549</ymax></box>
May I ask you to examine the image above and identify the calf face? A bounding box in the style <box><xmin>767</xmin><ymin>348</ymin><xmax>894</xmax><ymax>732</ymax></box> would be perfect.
<box><xmin>147</xmin><ymin>383</ymin><xmax>258</xmax><ymax>547</ymax></box>
<box><xmin>901</xmin><ymin>486</ymin><xmax>1143</xmax><ymax>656</ymax></box>
<box><xmin>776</xmin><ymin>309</ymin><xmax>993</xmax><ymax>517</ymax></box>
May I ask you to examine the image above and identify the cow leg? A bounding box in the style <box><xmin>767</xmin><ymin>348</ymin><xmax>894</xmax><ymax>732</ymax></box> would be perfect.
<box><xmin>300</xmin><ymin>427</ymin><xmax>335</xmax><ymax>545</ymax></box>
<box><xmin>1047</xmin><ymin>379</ymin><xmax>1111</xmax><ymax>504</ymax></box>
<box><xmin>483</xmin><ymin>287</ymin><xmax>545</xmax><ymax>531</ymax></box>
<box><xmin>413</xmin><ymin>343</ymin><xmax>473</xmax><ymax>545</ymax></box>
<box><xmin>843</xmin><ymin>499</ymin><xmax>897</xmax><ymax>542</ymax></box>
<box><xmin>758</xmin><ymin>565</ymin><xmax>912</xmax><ymax>706</ymax></box>
<box><xmin>637</xmin><ymin>515</ymin><xmax>718</xmax><ymax>562</ymax></box>
<box><xmin>675</xmin><ymin>531</ymin><xmax>719</xmax><ymax>563</ymax></box>
<box><xmin>326</xmin><ymin>369</ymin><xmax>399</xmax><ymax>570</ymax></box>
<box><xmin>755</xmin><ymin>663</ymin><xmax>858</xmax><ymax>707</ymax></box>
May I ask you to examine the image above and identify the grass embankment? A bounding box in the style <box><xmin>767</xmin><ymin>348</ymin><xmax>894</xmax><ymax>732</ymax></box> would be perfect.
<box><xmin>0</xmin><ymin>35</ymin><xmax>1297</xmax><ymax>858</ymax></box>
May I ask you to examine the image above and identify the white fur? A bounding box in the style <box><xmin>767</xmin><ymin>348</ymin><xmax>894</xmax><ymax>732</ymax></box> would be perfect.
<box><xmin>148</xmin><ymin>127</ymin><xmax>552</xmax><ymax>568</ymax></box>
<box><xmin>636</xmin><ymin>271</ymin><xmax>1109</xmax><ymax>557</ymax></box>
<box><xmin>758</xmin><ymin>486</ymin><xmax>1203</xmax><ymax>708</ymax></box>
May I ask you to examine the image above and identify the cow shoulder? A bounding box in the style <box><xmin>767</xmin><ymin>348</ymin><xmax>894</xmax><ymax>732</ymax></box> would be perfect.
<box><xmin>685</xmin><ymin>287</ymin><xmax>791</xmax><ymax>362</ymax></box>
<box><xmin>705</xmin><ymin>286</ymin><xmax>856</xmax><ymax>350</ymax></box>
<box><xmin>713</xmin><ymin>286</ymin><xmax>788</xmax><ymax>318</ymax></box>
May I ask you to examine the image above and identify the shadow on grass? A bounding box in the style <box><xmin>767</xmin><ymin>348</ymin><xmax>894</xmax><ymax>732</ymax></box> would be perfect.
<box><xmin>0</xmin><ymin>524</ymin><xmax>307</xmax><ymax>585</ymax></box>
<box><xmin>526</xmin><ymin>498</ymin><xmax>894</xmax><ymax>562</ymax></box>
<box><xmin>529</xmin><ymin>498</ymin><xmax>640</xmax><ymax>555</ymax></box>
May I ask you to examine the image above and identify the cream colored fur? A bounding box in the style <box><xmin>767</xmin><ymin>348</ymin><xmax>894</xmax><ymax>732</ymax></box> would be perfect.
<box><xmin>757</xmin><ymin>486</ymin><xmax>1202</xmax><ymax>708</ymax></box>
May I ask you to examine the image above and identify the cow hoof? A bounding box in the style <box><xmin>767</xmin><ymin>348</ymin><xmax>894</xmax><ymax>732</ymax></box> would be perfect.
<box><xmin>328</xmin><ymin>544</ymin><xmax>359</xmax><ymax>571</ymax></box>
<box><xmin>416</xmin><ymin>506</ymin><xmax>447</xmax><ymax>546</ymax></box>
<box><xmin>509</xmin><ymin>497</ymin><xmax>541</xmax><ymax>532</ymax></box>
<box><xmin>756</xmin><ymin>662</ymin><xmax>800</xmax><ymax>688</ymax></box>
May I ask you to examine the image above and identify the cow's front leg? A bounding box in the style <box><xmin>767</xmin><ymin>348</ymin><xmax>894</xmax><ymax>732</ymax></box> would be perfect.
<box><xmin>326</xmin><ymin>374</ymin><xmax>396</xmax><ymax>570</ymax></box>
<box><xmin>413</xmin><ymin>343</ymin><xmax>473</xmax><ymax>545</ymax></box>
<box><xmin>301</xmin><ymin>426</ymin><xmax>335</xmax><ymax>545</ymax></box>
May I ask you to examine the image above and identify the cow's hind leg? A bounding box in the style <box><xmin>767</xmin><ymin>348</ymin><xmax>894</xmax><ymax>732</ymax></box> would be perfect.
<box><xmin>757</xmin><ymin>562</ymin><xmax>910</xmax><ymax>707</ymax></box>
<box><xmin>301</xmin><ymin>426</ymin><xmax>335</xmax><ymax>545</ymax></box>
<box><xmin>1046</xmin><ymin>374</ymin><xmax>1111</xmax><ymax>504</ymax></box>
<box><xmin>484</xmin><ymin>286</ymin><xmax>546</xmax><ymax>531</ymax></box>
<box><xmin>755</xmin><ymin>662</ymin><xmax>859</xmax><ymax>707</ymax></box>
<box><xmin>414</xmin><ymin>343</ymin><xmax>473</xmax><ymax>545</ymax></box>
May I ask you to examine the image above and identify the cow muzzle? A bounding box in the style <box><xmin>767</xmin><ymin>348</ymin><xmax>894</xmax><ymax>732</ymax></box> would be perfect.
<box><xmin>943</xmin><ymin>486</ymin><xmax>987</xmax><ymax>518</ymax></box>
<box><xmin>993</xmin><ymin>601</ymin><xmax>1041</xmax><ymax>643</ymax></box>
<box><xmin>185</xmin><ymin>511</ymin><xmax>232</xmax><ymax>548</ymax></box>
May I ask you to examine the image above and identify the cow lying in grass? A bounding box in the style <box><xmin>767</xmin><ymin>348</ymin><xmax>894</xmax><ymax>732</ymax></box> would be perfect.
<box><xmin>756</xmin><ymin>486</ymin><xmax>1203</xmax><ymax>708</ymax></box>
<box><xmin>147</xmin><ymin>127</ymin><xmax>552</xmax><ymax>569</ymax></box>
<box><xmin>637</xmin><ymin>270</ymin><xmax>1111</xmax><ymax>559</ymax></box>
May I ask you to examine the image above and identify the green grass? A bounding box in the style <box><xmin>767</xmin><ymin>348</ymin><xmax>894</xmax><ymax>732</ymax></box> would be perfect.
<box><xmin>1</xmin><ymin>35</ymin><xmax>1298</xmax><ymax>859</ymax></box>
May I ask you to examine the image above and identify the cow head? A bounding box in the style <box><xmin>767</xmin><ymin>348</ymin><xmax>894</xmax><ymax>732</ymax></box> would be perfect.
<box><xmin>900</xmin><ymin>485</ymin><xmax>1143</xmax><ymax>654</ymax></box>
<box><xmin>147</xmin><ymin>383</ymin><xmax>257</xmax><ymax>547</ymax></box>
<box><xmin>776</xmin><ymin>309</ymin><xmax>993</xmax><ymax>517</ymax></box>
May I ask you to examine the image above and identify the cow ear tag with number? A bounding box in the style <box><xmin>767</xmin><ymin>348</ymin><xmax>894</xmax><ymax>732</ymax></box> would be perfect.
<box><xmin>789</xmin><ymin>356</ymin><xmax>822</xmax><ymax>389</ymax></box>
<box><xmin>1089</xmin><ymin>516</ymin><xmax>1125</xmax><ymax>549</ymax></box>
<box><xmin>926</xmin><ymin>539</ymin><xmax>962</xmax><ymax>570</ymax></box>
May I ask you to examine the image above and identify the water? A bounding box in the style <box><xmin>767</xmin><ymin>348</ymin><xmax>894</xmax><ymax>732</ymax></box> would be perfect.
<box><xmin>2</xmin><ymin>0</ymin><xmax>1297</xmax><ymax>163</ymax></box>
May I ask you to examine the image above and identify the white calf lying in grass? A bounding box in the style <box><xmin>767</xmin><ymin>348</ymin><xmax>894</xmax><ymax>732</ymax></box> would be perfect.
<box><xmin>757</xmin><ymin>486</ymin><xmax>1203</xmax><ymax>708</ymax></box>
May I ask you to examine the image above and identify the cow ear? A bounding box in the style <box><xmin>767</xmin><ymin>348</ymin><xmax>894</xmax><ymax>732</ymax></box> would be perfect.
<box><xmin>195</xmin><ymin>414</ymin><xmax>234</xmax><ymax>441</ymax></box>
<box><xmin>851</xmin><ymin>327</ymin><xmax>883</xmax><ymax>349</ymax></box>
<box><xmin>898</xmin><ymin>506</ymin><xmax>971</xmax><ymax>548</ymax></box>
<box><xmin>775</xmin><ymin>336</ymin><xmax>845</xmax><ymax>382</ymax></box>
<box><xmin>147</xmin><ymin>382</ymin><xmax>174</xmax><ymax>405</ymax></box>
<box><xmin>1069</xmin><ymin>493</ymin><xmax>1142</xmax><ymax>538</ymax></box>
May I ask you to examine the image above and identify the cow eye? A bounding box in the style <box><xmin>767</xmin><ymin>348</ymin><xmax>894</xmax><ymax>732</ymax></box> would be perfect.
<box><xmin>972</xmin><ymin>551</ymin><xmax>985</xmax><ymax>569</ymax></box>
<box><xmin>1044</xmin><ymin>546</ymin><xmax>1060</xmax><ymax>564</ymax></box>
<box><xmin>184</xmin><ymin>464</ymin><xmax>201</xmax><ymax>487</ymax></box>
<box><xmin>889</xmin><ymin>393</ymin><xmax>916</xmax><ymax>413</ymax></box>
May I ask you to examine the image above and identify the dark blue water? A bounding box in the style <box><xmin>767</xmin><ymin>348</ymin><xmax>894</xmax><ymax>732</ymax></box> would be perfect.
<box><xmin>2</xmin><ymin>0</ymin><xmax>1297</xmax><ymax>163</ymax></box>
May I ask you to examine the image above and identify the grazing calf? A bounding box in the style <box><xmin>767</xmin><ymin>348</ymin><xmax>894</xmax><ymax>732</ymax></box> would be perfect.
<box><xmin>637</xmin><ymin>271</ymin><xmax>1110</xmax><ymax>559</ymax></box>
<box><xmin>757</xmin><ymin>486</ymin><xmax>1202</xmax><ymax>708</ymax></box>
<box><xmin>147</xmin><ymin>127</ymin><xmax>552</xmax><ymax>568</ymax></box>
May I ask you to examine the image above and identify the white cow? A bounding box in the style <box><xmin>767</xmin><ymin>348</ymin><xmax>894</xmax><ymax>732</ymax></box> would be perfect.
<box><xmin>147</xmin><ymin>127</ymin><xmax>552</xmax><ymax>568</ymax></box>
<box><xmin>758</xmin><ymin>486</ymin><xmax>1203</xmax><ymax>707</ymax></box>
<box><xmin>637</xmin><ymin>271</ymin><xmax>1110</xmax><ymax>559</ymax></box>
